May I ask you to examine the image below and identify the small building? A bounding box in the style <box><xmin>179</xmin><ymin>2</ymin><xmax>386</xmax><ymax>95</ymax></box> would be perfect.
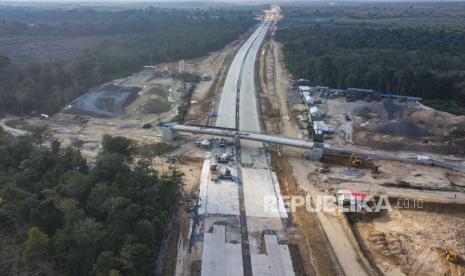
<box><xmin>417</xmin><ymin>155</ymin><xmax>430</xmax><ymax>161</ymax></box>
<box><xmin>296</xmin><ymin>79</ymin><xmax>310</xmax><ymax>86</ymax></box>
<box><xmin>330</xmin><ymin>89</ymin><xmax>346</xmax><ymax>96</ymax></box>
<box><xmin>200</xmin><ymin>139</ymin><xmax>211</xmax><ymax>148</ymax></box>
<box><xmin>313</xmin><ymin>120</ymin><xmax>335</xmax><ymax>135</ymax></box>
<box><xmin>303</xmin><ymin>93</ymin><xmax>314</xmax><ymax>106</ymax></box>
<box><xmin>309</xmin><ymin>106</ymin><xmax>324</xmax><ymax>118</ymax></box>
<box><xmin>298</xmin><ymin>86</ymin><xmax>311</xmax><ymax>93</ymax></box>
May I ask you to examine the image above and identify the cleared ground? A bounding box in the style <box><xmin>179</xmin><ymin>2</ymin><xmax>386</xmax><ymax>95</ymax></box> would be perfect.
<box><xmin>64</xmin><ymin>83</ymin><xmax>141</xmax><ymax>118</ymax></box>
<box><xmin>319</xmin><ymin>95</ymin><xmax>465</xmax><ymax>156</ymax></box>
<box><xmin>354</xmin><ymin>202</ymin><xmax>465</xmax><ymax>275</ymax></box>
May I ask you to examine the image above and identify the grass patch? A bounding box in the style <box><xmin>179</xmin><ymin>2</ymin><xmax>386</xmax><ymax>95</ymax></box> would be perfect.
<box><xmin>4</xmin><ymin>118</ymin><xmax>29</xmax><ymax>129</ymax></box>
<box><xmin>358</xmin><ymin>111</ymin><xmax>378</xmax><ymax>120</ymax></box>
<box><xmin>190</xmin><ymin>260</ymin><xmax>202</xmax><ymax>276</ymax></box>
<box><xmin>422</xmin><ymin>99</ymin><xmax>465</xmax><ymax>115</ymax></box>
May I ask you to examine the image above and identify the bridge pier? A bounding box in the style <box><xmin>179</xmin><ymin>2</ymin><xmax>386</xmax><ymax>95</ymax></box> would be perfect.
<box><xmin>161</xmin><ymin>126</ymin><xmax>178</xmax><ymax>142</ymax></box>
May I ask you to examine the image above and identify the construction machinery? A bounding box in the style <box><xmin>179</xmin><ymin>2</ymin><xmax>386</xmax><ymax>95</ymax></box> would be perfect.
<box><xmin>317</xmin><ymin>164</ymin><xmax>329</xmax><ymax>173</ymax></box>
<box><xmin>210</xmin><ymin>164</ymin><xmax>218</xmax><ymax>181</ymax></box>
<box><xmin>370</xmin><ymin>164</ymin><xmax>380</xmax><ymax>177</ymax></box>
<box><xmin>217</xmin><ymin>153</ymin><xmax>232</xmax><ymax>164</ymax></box>
<box><xmin>349</xmin><ymin>153</ymin><xmax>362</xmax><ymax>167</ymax></box>
<box><xmin>218</xmin><ymin>138</ymin><xmax>226</xmax><ymax>147</ymax></box>
<box><xmin>220</xmin><ymin>168</ymin><xmax>233</xmax><ymax>180</ymax></box>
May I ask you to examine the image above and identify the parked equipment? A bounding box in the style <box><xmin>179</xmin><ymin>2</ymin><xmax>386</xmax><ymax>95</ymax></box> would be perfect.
<box><xmin>210</xmin><ymin>164</ymin><xmax>218</xmax><ymax>181</ymax></box>
<box><xmin>220</xmin><ymin>168</ymin><xmax>233</xmax><ymax>180</ymax></box>
<box><xmin>349</xmin><ymin>153</ymin><xmax>362</xmax><ymax>167</ymax></box>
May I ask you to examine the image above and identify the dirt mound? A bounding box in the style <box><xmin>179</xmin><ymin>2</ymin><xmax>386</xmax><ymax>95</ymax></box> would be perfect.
<box><xmin>357</xmin><ymin>205</ymin><xmax>465</xmax><ymax>276</ymax></box>
<box><xmin>140</xmin><ymin>99</ymin><xmax>172</xmax><ymax>114</ymax></box>
<box><xmin>353</xmin><ymin>128</ymin><xmax>463</xmax><ymax>155</ymax></box>
<box><xmin>408</xmin><ymin>108</ymin><xmax>465</xmax><ymax>137</ymax></box>
<box><xmin>353</xmin><ymin>105</ymin><xmax>465</xmax><ymax>155</ymax></box>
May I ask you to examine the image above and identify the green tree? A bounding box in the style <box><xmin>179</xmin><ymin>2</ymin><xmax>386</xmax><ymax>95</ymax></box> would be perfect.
<box><xmin>30</xmin><ymin>198</ymin><xmax>64</xmax><ymax>235</ymax></box>
<box><xmin>102</xmin><ymin>135</ymin><xmax>134</xmax><ymax>160</ymax></box>
<box><xmin>23</xmin><ymin>227</ymin><xmax>50</xmax><ymax>266</ymax></box>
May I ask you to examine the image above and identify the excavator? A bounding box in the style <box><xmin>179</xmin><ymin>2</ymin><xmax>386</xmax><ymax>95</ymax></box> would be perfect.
<box><xmin>348</xmin><ymin>154</ymin><xmax>380</xmax><ymax>177</ymax></box>
<box><xmin>210</xmin><ymin>164</ymin><xmax>218</xmax><ymax>181</ymax></box>
<box><xmin>349</xmin><ymin>153</ymin><xmax>362</xmax><ymax>167</ymax></box>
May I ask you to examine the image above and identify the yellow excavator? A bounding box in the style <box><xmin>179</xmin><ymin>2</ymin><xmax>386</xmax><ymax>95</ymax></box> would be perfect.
<box><xmin>349</xmin><ymin>153</ymin><xmax>362</xmax><ymax>167</ymax></box>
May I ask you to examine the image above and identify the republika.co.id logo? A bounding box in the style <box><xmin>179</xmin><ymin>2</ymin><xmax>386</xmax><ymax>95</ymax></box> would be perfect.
<box><xmin>263</xmin><ymin>190</ymin><xmax>396</xmax><ymax>214</ymax></box>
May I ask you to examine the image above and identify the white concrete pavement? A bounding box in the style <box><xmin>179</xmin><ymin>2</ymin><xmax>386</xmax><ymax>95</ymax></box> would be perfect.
<box><xmin>201</xmin><ymin>6</ymin><xmax>295</xmax><ymax>276</ymax></box>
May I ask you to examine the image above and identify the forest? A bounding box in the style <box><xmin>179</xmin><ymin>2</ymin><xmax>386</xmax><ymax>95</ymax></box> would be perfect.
<box><xmin>277</xmin><ymin>3</ymin><xmax>465</xmax><ymax>114</ymax></box>
<box><xmin>0</xmin><ymin>7</ymin><xmax>256</xmax><ymax>115</ymax></box>
<box><xmin>0</xmin><ymin>127</ymin><xmax>180</xmax><ymax>275</ymax></box>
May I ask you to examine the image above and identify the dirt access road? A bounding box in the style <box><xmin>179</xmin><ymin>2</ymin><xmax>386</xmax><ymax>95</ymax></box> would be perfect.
<box><xmin>262</xmin><ymin>38</ymin><xmax>371</xmax><ymax>276</ymax></box>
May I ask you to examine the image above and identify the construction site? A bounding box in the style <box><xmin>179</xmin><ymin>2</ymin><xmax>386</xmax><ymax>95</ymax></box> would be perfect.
<box><xmin>2</xmin><ymin>5</ymin><xmax>465</xmax><ymax>276</ymax></box>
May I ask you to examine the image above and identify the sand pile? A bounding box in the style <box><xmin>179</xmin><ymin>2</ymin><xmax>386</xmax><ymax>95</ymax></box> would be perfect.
<box><xmin>354</xmin><ymin>106</ymin><xmax>465</xmax><ymax>155</ymax></box>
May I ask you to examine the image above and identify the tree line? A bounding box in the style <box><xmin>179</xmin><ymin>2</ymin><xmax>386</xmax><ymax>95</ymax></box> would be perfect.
<box><xmin>0</xmin><ymin>7</ymin><xmax>255</xmax><ymax>115</ymax></box>
<box><xmin>277</xmin><ymin>24</ymin><xmax>465</xmax><ymax>114</ymax></box>
<box><xmin>0</xmin><ymin>128</ymin><xmax>180</xmax><ymax>275</ymax></box>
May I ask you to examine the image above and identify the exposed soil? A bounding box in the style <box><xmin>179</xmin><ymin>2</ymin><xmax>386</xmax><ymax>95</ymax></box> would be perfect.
<box><xmin>376</xmin><ymin>121</ymin><xmax>431</xmax><ymax>138</ymax></box>
<box><xmin>64</xmin><ymin>84</ymin><xmax>141</xmax><ymax>118</ymax></box>
<box><xmin>320</xmin><ymin>93</ymin><xmax>465</xmax><ymax>155</ymax></box>
<box><xmin>353</xmin><ymin>201</ymin><xmax>465</xmax><ymax>276</ymax></box>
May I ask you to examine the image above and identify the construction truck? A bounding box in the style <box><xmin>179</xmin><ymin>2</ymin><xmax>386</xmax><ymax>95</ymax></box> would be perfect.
<box><xmin>220</xmin><ymin>168</ymin><xmax>233</xmax><ymax>180</ymax></box>
<box><xmin>218</xmin><ymin>153</ymin><xmax>232</xmax><ymax>163</ymax></box>
<box><xmin>218</xmin><ymin>138</ymin><xmax>226</xmax><ymax>147</ymax></box>
<box><xmin>317</xmin><ymin>164</ymin><xmax>329</xmax><ymax>173</ymax></box>
<box><xmin>210</xmin><ymin>164</ymin><xmax>218</xmax><ymax>181</ymax></box>
<box><xmin>370</xmin><ymin>164</ymin><xmax>380</xmax><ymax>177</ymax></box>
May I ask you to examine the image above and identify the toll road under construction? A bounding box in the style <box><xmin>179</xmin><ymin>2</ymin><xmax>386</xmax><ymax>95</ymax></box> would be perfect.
<box><xmin>162</xmin><ymin>123</ymin><xmax>325</xmax><ymax>150</ymax></box>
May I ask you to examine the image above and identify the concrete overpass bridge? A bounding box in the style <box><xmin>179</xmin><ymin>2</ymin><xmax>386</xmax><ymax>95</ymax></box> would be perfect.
<box><xmin>161</xmin><ymin>123</ymin><xmax>326</xmax><ymax>150</ymax></box>
<box><xmin>161</xmin><ymin>123</ymin><xmax>465</xmax><ymax>173</ymax></box>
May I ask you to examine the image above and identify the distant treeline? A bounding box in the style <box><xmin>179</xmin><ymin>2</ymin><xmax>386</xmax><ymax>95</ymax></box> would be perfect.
<box><xmin>277</xmin><ymin>25</ymin><xmax>465</xmax><ymax>112</ymax></box>
<box><xmin>0</xmin><ymin>7</ymin><xmax>255</xmax><ymax>115</ymax></box>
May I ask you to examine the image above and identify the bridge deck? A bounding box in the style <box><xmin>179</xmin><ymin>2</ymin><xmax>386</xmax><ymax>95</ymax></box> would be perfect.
<box><xmin>171</xmin><ymin>124</ymin><xmax>317</xmax><ymax>150</ymax></box>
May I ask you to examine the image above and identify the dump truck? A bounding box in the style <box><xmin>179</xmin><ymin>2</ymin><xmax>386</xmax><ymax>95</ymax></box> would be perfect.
<box><xmin>218</xmin><ymin>138</ymin><xmax>226</xmax><ymax>147</ymax></box>
<box><xmin>218</xmin><ymin>153</ymin><xmax>232</xmax><ymax>163</ymax></box>
<box><xmin>210</xmin><ymin>164</ymin><xmax>218</xmax><ymax>181</ymax></box>
<box><xmin>220</xmin><ymin>168</ymin><xmax>233</xmax><ymax>180</ymax></box>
